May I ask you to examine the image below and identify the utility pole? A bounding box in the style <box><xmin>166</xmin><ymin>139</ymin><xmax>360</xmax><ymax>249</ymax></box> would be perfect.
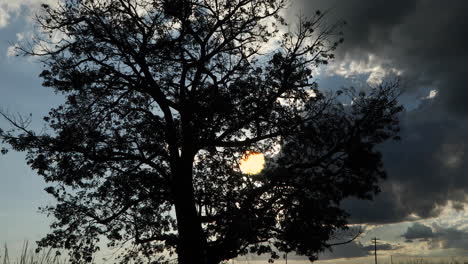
<box><xmin>373</xmin><ymin>237</ymin><xmax>378</xmax><ymax>264</ymax></box>
<box><xmin>372</xmin><ymin>238</ymin><xmax>379</xmax><ymax>264</ymax></box>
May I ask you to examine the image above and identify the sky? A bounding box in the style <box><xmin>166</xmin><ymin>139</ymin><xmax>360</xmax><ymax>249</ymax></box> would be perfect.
<box><xmin>1</xmin><ymin>0</ymin><xmax>468</xmax><ymax>263</ymax></box>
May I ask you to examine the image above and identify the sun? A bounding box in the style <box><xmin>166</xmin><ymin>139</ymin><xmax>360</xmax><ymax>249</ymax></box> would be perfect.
<box><xmin>239</xmin><ymin>151</ymin><xmax>265</xmax><ymax>175</ymax></box>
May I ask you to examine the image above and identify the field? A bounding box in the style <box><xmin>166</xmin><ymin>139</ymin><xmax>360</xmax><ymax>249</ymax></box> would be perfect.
<box><xmin>3</xmin><ymin>243</ymin><xmax>468</xmax><ymax>264</ymax></box>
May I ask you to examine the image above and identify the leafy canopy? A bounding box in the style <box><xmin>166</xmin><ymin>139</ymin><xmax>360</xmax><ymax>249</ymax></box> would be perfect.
<box><xmin>1</xmin><ymin>0</ymin><xmax>402</xmax><ymax>263</ymax></box>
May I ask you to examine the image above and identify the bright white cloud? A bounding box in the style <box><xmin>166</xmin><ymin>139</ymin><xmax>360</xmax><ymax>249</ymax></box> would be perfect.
<box><xmin>0</xmin><ymin>6</ymin><xmax>11</xmax><ymax>28</ymax></box>
<box><xmin>5</xmin><ymin>33</ymin><xmax>28</xmax><ymax>57</ymax></box>
<box><xmin>6</xmin><ymin>45</ymin><xmax>17</xmax><ymax>57</ymax></box>
<box><xmin>1</xmin><ymin>0</ymin><xmax>59</xmax><ymax>56</ymax></box>
<box><xmin>0</xmin><ymin>0</ymin><xmax>57</xmax><ymax>28</ymax></box>
<box><xmin>324</xmin><ymin>54</ymin><xmax>402</xmax><ymax>85</ymax></box>
<box><xmin>427</xmin><ymin>89</ymin><xmax>438</xmax><ymax>99</ymax></box>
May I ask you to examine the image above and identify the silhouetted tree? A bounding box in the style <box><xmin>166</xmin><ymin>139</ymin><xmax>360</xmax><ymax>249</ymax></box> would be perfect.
<box><xmin>0</xmin><ymin>0</ymin><xmax>402</xmax><ymax>263</ymax></box>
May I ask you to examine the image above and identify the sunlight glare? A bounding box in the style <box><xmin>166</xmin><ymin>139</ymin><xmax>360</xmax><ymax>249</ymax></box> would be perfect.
<box><xmin>239</xmin><ymin>152</ymin><xmax>265</xmax><ymax>175</ymax></box>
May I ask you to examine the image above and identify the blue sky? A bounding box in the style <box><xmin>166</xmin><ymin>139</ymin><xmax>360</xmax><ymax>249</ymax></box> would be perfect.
<box><xmin>3</xmin><ymin>0</ymin><xmax>468</xmax><ymax>263</ymax></box>
<box><xmin>0</xmin><ymin>0</ymin><xmax>60</xmax><ymax>255</ymax></box>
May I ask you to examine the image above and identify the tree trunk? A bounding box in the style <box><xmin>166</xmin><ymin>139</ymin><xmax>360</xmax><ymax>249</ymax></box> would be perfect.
<box><xmin>172</xmin><ymin>158</ymin><xmax>208</xmax><ymax>264</ymax></box>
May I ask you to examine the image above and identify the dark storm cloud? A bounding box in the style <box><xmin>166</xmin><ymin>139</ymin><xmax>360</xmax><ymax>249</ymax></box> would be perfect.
<box><xmin>293</xmin><ymin>0</ymin><xmax>418</xmax><ymax>58</ymax></box>
<box><xmin>342</xmin><ymin>100</ymin><xmax>468</xmax><ymax>224</ymax></box>
<box><xmin>293</xmin><ymin>0</ymin><xmax>468</xmax><ymax>115</ymax></box>
<box><xmin>435</xmin><ymin>227</ymin><xmax>468</xmax><ymax>250</ymax></box>
<box><xmin>289</xmin><ymin>1</ymin><xmax>468</xmax><ymax>224</ymax></box>
<box><xmin>402</xmin><ymin>223</ymin><xmax>434</xmax><ymax>240</ymax></box>
<box><xmin>248</xmin><ymin>240</ymin><xmax>401</xmax><ymax>261</ymax></box>
<box><xmin>402</xmin><ymin>223</ymin><xmax>468</xmax><ymax>251</ymax></box>
<box><xmin>363</xmin><ymin>242</ymin><xmax>401</xmax><ymax>252</ymax></box>
<box><xmin>319</xmin><ymin>242</ymin><xmax>368</xmax><ymax>260</ymax></box>
<box><xmin>318</xmin><ymin>241</ymin><xmax>401</xmax><ymax>260</ymax></box>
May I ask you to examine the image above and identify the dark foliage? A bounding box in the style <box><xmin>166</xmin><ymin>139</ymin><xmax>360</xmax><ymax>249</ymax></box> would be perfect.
<box><xmin>0</xmin><ymin>0</ymin><xmax>402</xmax><ymax>263</ymax></box>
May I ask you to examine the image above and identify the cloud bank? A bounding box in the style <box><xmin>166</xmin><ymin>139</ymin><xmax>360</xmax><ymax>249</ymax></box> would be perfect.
<box><xmin>290</xmin><ymin>0</ymin><xmax>468</xmax><ymax>225</ymax></box>
<box><xmin>403</xmin><ymin>222</ymin><xmax>468</xmax><ymax>251</ymax></box>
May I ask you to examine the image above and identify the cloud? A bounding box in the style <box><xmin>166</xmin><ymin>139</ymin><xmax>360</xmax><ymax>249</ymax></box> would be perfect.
<box><xmin>319</xmin><ymin>241</ymin><xmax>401</xmax><ymax>260</ymax></box>
<box><xmin>0</xmin><ymin>0</ymin><xmax>57</xmax><ymax>28</ymax></box>
<box><xmin>292</xmin><ymin>0</ymin><xmax>468</xmax><ymax>115</ymax></box>
<box><xmin>0</xmin><ymin>0</ymin><xmax>30</xmax><ymax>28</ymax></box>
<box><xmin>287</xmin><ymin>0</ymin><xmax>468</xmax><ymax>225</ymax></box>
<box><xmin>0</xmin><ymin>5</ymin><xmax>11</xmax><ymax>28</ymax></box>
<box><xmin>322</xmin><ymin>54</ymin><xmax>402</xmax><ymax>86</ymax></box>
<box><xmin>6</xmin><ymin>45</ymin><xmax>17</xmax><ymax>57</ymax></box>
<box><xmin>402</xmin><ymin>223</ymin><xmax>468</xmax><ymax>251</ymax></box>
<box><xmin>319</xmin><ymin>242</ymin><xmax>368</xmax><ymax>260</ymax></box>
<box><xmin>341</xmin><ymin>100</ymin><xmax>468</xmax><ymax>224</ymax></box>
<box><xmin>402</xmin><ymin>223</ymin><xmax>435</xmax><ymax>240</ymax></box>
<box><xmin>434</xmin><ymin>227</ymin><xmax>468</xmax><ymax>250</ymax></box>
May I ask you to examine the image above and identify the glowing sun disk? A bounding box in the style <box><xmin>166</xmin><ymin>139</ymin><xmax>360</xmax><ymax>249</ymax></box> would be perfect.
<box><xmin>239</xmin><ymin>152</ymin><xmax>265</xmax><ymax>175</ymax></box>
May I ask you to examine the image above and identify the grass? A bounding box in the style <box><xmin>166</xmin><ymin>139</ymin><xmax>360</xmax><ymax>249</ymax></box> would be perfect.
<box><xmin>339</xmin><ymin>257</ymin><xmax>468</xmax><ymax>264</ymax></box>
<box><xmin>1</xmin><ymin>242</ymin><xmax>66</xmax><ymax>264</ymax></box>
<box><xmin>395</xmin><ymin>259</ymin><xmax>468</xmax><ymax>264</ymax></box>
<box><xmin>3</xmin><ymin>244</ymin><xmax>468</xmax><ymax>264</ymax></box>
